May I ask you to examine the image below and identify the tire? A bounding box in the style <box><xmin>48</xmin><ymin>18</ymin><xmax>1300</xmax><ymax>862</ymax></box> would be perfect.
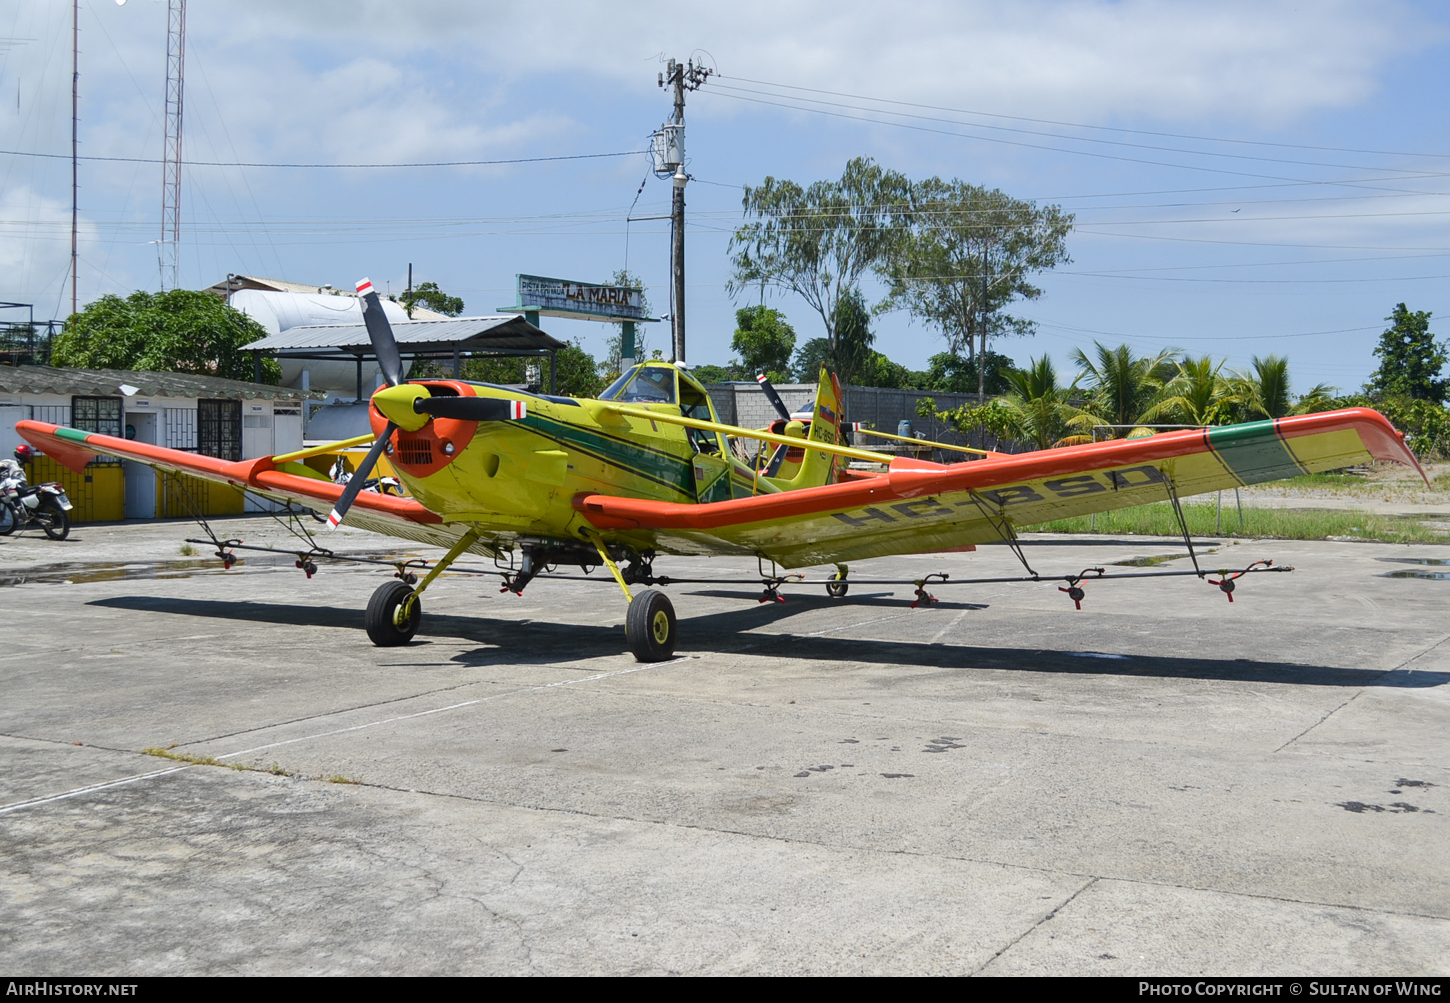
<box><xmin>826</xmin><ymin>572</ymin><xmax>849</xmax><ymax>598</ymax></box>
<box><xmin>365</xmin><ymin>579</ymin><xmax>420</xmax><ymax>646</ymax></box>
<box><xmin>39</xmin><ymin>501</ymin><xmax>69</xmax><ymax>541</ymax></box>
<box><xmin>0</xmin><ymin>502</ymin><xmax>16</xmax><ymax>536</ymax></box>
<box><xmin>626</xmin><ymin>588</ymin><xmax>677</xmax><ymax>662</ymax></box>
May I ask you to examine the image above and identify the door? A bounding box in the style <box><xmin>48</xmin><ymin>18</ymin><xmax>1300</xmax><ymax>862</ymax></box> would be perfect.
<box><xmin>123</xmin><ymin>412</ymin><xmax>158</xmax><ymax>519</ymax></box>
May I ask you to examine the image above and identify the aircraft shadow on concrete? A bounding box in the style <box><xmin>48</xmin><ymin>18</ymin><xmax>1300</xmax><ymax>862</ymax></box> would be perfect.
<box><xmin>89</xmin><ymin>594</ymin><xmax>1448</xmax><ymax>689</ymax></box>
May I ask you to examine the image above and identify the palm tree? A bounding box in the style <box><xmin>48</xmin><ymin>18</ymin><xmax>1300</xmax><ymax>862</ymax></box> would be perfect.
<box><xmin>997</xmin><ymin>355</ymin><xmax>1088</xmax><ymax>449</ymax></box>
<box><xmin>1225</xmin><ymin>355</ymin><xmax>1295</xmax><ymax>420</ymax></box>
<box><xmin>1068</xmin><ymin>342</ymin><xmax>1180</xmax><ymax>438</ymax></box>
<box><xmin>1142</xmin><ymin>355</ymin><xmax>1230</xmax><ymax>426</ymax></box>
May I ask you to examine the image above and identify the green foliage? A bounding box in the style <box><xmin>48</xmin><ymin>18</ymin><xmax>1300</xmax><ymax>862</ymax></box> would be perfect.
<box><xmin>729</xmin><ymin>157</ymin><xmax>911</xmax><ymax>360</ymax></box>
<box><xmin>1332</xmin><ymin>392</ymin><xmax>1450</xmax><ymax>460</ymax></box>
<box><xmin>1068</xmin><ymin>342</ymin><xmax>1180</xmax><ymax>435</ymax></box>
<box><xmin>855</xmin><ymin>352</ymin><xmax>926</xmax><ymax>390</ymax></box>
<box><xmin>1145</xmin><ymin>355</ymin><xmax>1231</xmax><ymax>426</ymax></box>
<box><xmin>792</xmin><ymin>338</ymin><xmax>832</xmax><ymax>383</ymax></box>
<box><xmin>731</xmin><ymin>305</ymin><xmax>796</xmax><ymax>382</ymax></box>
<box><xmin>400</xmin><ymin>281</ymin><xmax>464</xmax><ymax>318</ymax></box>
<box><xmin>552</xmin><ymin>342</ymin><xmax>604</xmax><ymax>398</ymax></box>
<box><xmin>690</xmin><ymin>364</ymin><xmax>737</xmax><ymax>385</ymax></box>
<box><xmin>924</xmin><ymin>350</ymin><xmax>1016</xmax><ymax>395</ymax></box>
<box><xmin>831</xmin><ymin>287</ymin><xmax>875</xmax><ymax>387</ymax></box>
<box><xmin>53</xmin><ymin>290</ymin><xmax>280</xmax><ymax>383</ymax></box>
<box><xmin>1367</xmin><ymin>304</ymin><xmax>1447</xmax><ymax>403</ymax></box>
<box><xmin>415</xmin><ymin>340</ymin><xmax>602</xmax><ymax>397</ymax></box>
<box><xmin>930</xmin><ymin>355</ymin><xmax>1086</xmax><ymax>450</ymax></box>
<box><xmin>880</xmin><ymin>178</ymin><xmax>1073</xmax><ymax>381</ymax></box>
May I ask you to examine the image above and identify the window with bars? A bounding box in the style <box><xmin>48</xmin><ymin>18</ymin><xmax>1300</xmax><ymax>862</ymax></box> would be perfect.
<box><xmin>197</xmin><ymin>399</ymin><xmax>242</xmax><ymax>461</ymax></box>
<box><xmin>70</xmin><ymin>396</ymin><xmax>123</xmax><ymax>465</ymax></box>
<box><xmin>71</xmin><ymin>396</ymin><xmax>122</xmax><ymax>436</ymax></box>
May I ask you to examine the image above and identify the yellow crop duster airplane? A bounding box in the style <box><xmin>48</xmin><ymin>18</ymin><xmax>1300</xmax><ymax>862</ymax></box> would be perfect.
<box><xmin>18</xmin><ymin>279</ymin><xmax>1426</xmax><ymax>661</ymax></box>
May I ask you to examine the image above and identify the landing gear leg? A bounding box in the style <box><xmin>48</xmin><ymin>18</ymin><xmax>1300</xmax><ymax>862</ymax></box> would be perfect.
<box><xmin>586</xmin><ymin>532</ymin><xmax>677</xmax><ymax>662</ymax></box>
<box><xmin>364</xmin><ymin>527</ymin><xmax>480</xmax><ymax>647</ymax></box>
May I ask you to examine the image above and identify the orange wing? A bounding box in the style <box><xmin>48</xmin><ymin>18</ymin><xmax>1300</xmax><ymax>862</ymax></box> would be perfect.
<box><xmin>574</xmin><ymin>409</ymin><xmax>1422</xmax><ymax>567</ymax></box>
<box><xmin>14</xmin><ymin>420</ymin><xmax>469</xmax><ymax>551</ymax></box>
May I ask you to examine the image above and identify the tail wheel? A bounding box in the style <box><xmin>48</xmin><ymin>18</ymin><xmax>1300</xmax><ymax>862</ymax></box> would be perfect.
<box><xmin>39</xmin><ymin>501</ymin><xmax>69</xmax><ymax>541</ymax></box>
<box><xmin>826</xmin><ymin>570</ymin><xmax>848</xmax><ymax>598</ymax></box>
<box><xmin>626</xmin><ymin>588</ymin><xmax>677</xmax><ymax>662</ymax></box>
<box><xmin>366</xmin><ymin>579</ymin><xmax>420</xmax><ymax>646</ymax></box>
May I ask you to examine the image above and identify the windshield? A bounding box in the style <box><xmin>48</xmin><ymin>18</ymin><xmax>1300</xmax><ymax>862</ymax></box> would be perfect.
<box><xmin>601</xmin><ymin>364</ymin><xmax>676</xmax><ymax>404</ymax></box>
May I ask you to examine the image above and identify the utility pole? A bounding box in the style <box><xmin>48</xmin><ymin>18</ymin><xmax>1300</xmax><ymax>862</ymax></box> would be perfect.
<box><xmin>160</xmin><ymin>0</ymin><xmax>186</xmax><ymax>292</ymax></box>
<box><xmin>70</xmin><ymin>0</ymin><xmax>78</xmax><ymax>316</ymax></box>
<box><xmin>656</xmin><ymin>58</ymin><xmax>710</xmax><ymax>364</ymax></box>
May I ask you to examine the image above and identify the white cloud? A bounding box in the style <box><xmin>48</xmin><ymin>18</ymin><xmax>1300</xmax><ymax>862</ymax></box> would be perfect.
<box><xmin>232</xmin><ymin>0</ymin><xmax>1434</xmax><ymax>124</ymax></box>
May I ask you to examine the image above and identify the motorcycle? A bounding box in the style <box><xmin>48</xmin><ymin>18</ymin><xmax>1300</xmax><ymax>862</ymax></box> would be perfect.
<box><xmin>0</xmin><ymin>459</ymin><xmax>73</xmax><ymax>540</ymax></box>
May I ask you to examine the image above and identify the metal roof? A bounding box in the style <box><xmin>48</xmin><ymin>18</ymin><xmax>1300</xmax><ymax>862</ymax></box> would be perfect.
<box><xmin>242</xmin><ymin>315</ymin><xmax>566</xmax><ymax>359</ymax></box>
<box><xmin>0</xmin><ymin>365</ymin><xmax>321</xmax><ymax>401</ymax></box>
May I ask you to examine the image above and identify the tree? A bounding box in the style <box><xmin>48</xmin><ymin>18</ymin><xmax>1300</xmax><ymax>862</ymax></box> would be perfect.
<box><xmin>599</xmin><ymin>268</ymin><xmax>651</xmax><ymax>383</ymax></box>
<box><xmin>52</xmin><ymin>289</ymin><xmax>280</xmax><ymax>383</ymax></box>
<box><xmin>1068</xmin><ymin>342</ymin><xmax>1179</xmax><ymax>436</ymax></box>
<box><xmin>414</xmin><ymin>340</ymin><xmax>602</xmax><ymax>397</ymax></box>
<box><xmin>831</xmin><ymin>287</ymin><xmax>875</xmax><ymax>387</ymax></box>
<box><xmin>731</xmin><ymin>305</ymin><xmax>796</xmax><ymax>382</ymax></box>
<box><xmin>1367</xmin><ymin>304</ymin><xmax>1447</xmax><ymax>403</ymax></box>
<box><xmin>728</xmin><ymin>157</ymin><xmax>911</xmax><ymax>370</ymax></box>
<box><xmin>880</xmin><ymin>178</ymin><xmax>1073</xmax><ymax>400</ymax></box>
<box><xmin>924</xmin><ymin>350</ymin><xmax>1016</xmax><ymax>395</ymax></box>
<box><xmin>1144</xmin><ymin>355</ymin><xmax>1231</xmax><ymax>426</ymax></box>
<box><xmin>400</xmin><ymin>281</ymin><xmax>464</xmax><ymax>318</ymax></box>
<box><xmin>791</xmin><ymin>338</ymin><xmax>832</xmax><ymax>382</ymax></box>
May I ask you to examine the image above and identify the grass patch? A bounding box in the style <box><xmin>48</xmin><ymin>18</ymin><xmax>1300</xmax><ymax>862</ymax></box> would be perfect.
<box><xmin>1032</xmin><ymin>501</ymin><xmax>1450</xmax><ymax>544</ymax></box>
<box><xmin>178</xmin><ymin>543</ymin><xmax>198</xmax><ymax>557</ymax></box>
<box><xmin>140</xmin><ymin>746</ymin><xmax>362</xmax><ymax>785</ymax></box>
<box><xmin>1277</xmin><ymin>470</ymin><xmax>1371</xmax><ymax>489</ymax></box>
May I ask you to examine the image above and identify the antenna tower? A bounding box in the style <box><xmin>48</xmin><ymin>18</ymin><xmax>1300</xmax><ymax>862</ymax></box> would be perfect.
<box><xmin>160</xmin><ymin>0</ymin><xmax>186</xmax><ymax>291</ymax></box>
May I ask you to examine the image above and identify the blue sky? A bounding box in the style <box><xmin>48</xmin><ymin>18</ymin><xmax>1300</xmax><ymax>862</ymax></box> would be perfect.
<box><xmin>2</xmin><ymin>0</ymin><xmax>1448</xmax><ymax>393</ymax></box>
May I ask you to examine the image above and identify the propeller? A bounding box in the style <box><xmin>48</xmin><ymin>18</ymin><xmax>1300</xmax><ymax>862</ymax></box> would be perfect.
<box><xmin>326</xmin><ymin>278</ymin><xmax>529</xmax><ymax>528</ymax></box>
<box><xmin>326</xmin><ymin>277</ymin><xmax>401</xmax><ymax>528</ymax></box>
<box><xmin>414</xmin><ymin>396</ymin><xmax>527</xmax><ymax>422</ymax></box>
<box><xmin>756</xmin><ymin>373</ymin><xmax>792</xmax><ymax>422</ymax></box>
<box><xmin>358</xmin><ymin>277</ymin><xmax>403</xmax><ymax>388</ymax></box>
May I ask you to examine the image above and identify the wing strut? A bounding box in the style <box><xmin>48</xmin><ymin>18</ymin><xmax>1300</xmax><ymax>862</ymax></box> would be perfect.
<box><xmin>1163</xmin><ymin>476</ymin><xmax>1204</xmax><ymax>579</ymax></box>
<box><xmin>965</xmin><ymin>491</ymin><xmax>1040</xmax><ymax>578</ymax></box>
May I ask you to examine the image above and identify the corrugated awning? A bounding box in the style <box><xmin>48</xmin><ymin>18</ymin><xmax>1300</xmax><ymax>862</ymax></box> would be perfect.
<box><xmin>0</xmin><ymin>365</ymin><xmax>320</xmax><ymax>401</ymax></box>
<box><xmin>242</xmin><ymin>316</ymin><xmax>566</xmax><ymax>359</ymax></box>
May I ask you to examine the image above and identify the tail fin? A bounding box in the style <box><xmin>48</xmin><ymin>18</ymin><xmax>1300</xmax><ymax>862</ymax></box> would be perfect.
<box><xmin>772</xmin><ymin>366</ymin><xmax>844</xmax><ymax>490</ymax></box>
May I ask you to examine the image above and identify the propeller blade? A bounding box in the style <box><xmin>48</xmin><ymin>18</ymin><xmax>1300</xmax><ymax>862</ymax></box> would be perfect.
<box><xmin>356</xmin><ymin>277</ymin><xmax>404</xmax><ymax>388</ymax></box>
<box><xmin>414</xmin><ymin>396</ymin><xmax>527</xmax><ymax>422</ymax></box>
<box><xmin>325</xmin><ymin>421</ymin><xmax>396</xmax><ymax>528</ymax></box>
<box><xmin>756</xmin><ymin>373</ymin><xmax>792</xmax><ymax>422</ymax></box>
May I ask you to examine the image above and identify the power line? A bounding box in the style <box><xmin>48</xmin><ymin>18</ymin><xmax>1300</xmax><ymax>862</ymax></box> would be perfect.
<box><xmin>0</xmin><ymin>148</ymin><xmax>648</xmax><ymax>169</ymax></box>
<box><xmin>718</xmin><ymin>74</ymin><xmax>1450</xmax><ymax>162</ymax></box>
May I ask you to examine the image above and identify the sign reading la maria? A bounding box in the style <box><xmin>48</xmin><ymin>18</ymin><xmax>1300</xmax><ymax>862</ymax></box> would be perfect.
<box><xmin>510</xmin><ymin>274</ymin><xmax>650</xmax><ymax>322</ymax></box>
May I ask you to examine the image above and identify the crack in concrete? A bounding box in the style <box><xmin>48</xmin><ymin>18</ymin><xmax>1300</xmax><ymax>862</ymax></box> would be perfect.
<box><xmin>972</xmin><ymin>876</ymin><xmax>1098</xmax><ymax>975</ymax></box>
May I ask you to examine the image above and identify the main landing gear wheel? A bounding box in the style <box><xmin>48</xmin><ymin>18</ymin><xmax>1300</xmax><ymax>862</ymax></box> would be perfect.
<box><xmin>366</xmin><ymin>579</ymin><xmax>420</xmax><ymax>646</ymax></box>
<box><xmin>39</xmin><ymin>502</ymin><xmax>69</xmax><ymax>541</ymax></box>
<box><xmin>626</xmin><ymin>588</ymin><xmax>677</xmax><ymax>662</ymax></box>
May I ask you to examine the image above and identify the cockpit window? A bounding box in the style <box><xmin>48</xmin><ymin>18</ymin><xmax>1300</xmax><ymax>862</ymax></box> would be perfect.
<box><xmin>601</xmin><ymin>364</ymin><xmax>676</xmax><ymax>404</ymax></box>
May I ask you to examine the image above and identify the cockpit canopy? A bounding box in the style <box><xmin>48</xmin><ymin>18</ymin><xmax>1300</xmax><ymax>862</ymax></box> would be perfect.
<box><xmin>601</xmin><ymin>363</ymin><xmax>678</xmax><ymax>404</ymax></box>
